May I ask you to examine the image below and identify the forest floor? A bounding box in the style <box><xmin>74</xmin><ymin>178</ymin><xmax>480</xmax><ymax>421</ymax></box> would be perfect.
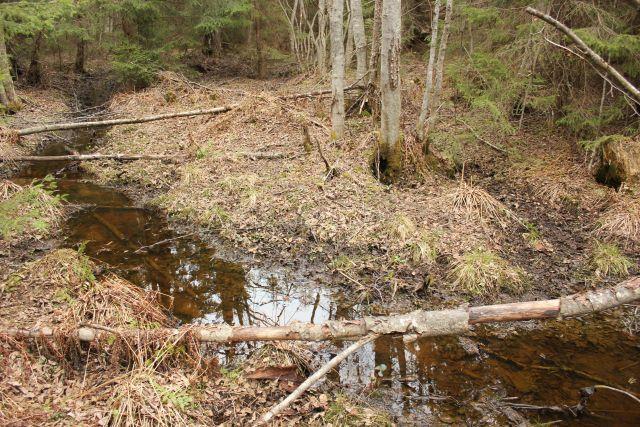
<box><xmin>2</xmin><ymin>58</ymin><xmax>640</xmax><ymax>425</ymax></box>
<box><xmin>81</xmin><ymin>63</ymin><xmax>639</xmax><ymax>311</ymax></box>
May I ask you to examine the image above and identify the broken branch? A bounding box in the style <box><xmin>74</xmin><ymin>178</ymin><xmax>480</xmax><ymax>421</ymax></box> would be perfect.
<box><xmin>259</xmin><ymin>334</ymin><xmax>378</xmax><ymax>424</ymax></box>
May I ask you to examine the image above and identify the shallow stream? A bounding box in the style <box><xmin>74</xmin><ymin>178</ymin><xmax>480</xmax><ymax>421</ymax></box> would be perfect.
<box><xmin>12</xmin><ymin>83</ymin><xmax>640</xmax><ymax>425</ymax></box>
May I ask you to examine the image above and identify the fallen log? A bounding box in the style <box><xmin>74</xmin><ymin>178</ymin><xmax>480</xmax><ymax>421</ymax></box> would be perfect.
<box><xmin>1</xmin><ymin>151</ymin><xmax>290</xmax><ymax>163</ymax></box>
<box><xmin>6</xmin><ymin>276</ymin><xmax>639</xmax><ymax>343</ymax></box>
<box><xmin>526</xmin><ymin>7</ymin><xmax>640</xmax><ymax>105</ymax></box>
<box><xmin>1</xmin><ymin>154</ymin><xmax>184</xmax><ymax>162</ymax></box>
<box><xmin>17</xmin><ymin>106</ymin><xmax>234</xmax><ymax>136</ymax></box>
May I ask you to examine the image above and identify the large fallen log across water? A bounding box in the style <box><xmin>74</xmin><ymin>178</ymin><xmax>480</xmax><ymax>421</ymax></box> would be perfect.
<box><xmin>6</xmin><ymin>276</ymin><xmax>640</xmax><ymax>342</ymax></box>
<box><xmin>16</xmin><ymin>106</ymin><xmax>235</xmax><ymax>136</ymax></box>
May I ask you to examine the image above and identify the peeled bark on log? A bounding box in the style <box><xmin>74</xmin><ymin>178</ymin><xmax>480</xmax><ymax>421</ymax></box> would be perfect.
<box><xmin>526</xmin><ymin>7</ymin><xmax>640</xmax><ymax>105</ymax></box>
<box><xmin>7</xmin><ymin>276</ymin><xmax>639</xmax><ymax>343</ymax></box>
<box><xmin>1</xmin><ymin>154</ymin><xmax>184</xmax><ymax>162</ymax></box>
<box><xmin>17</xmin><ymin>106</ymin><xmax>234</xmax><ymax>136</ymax></box>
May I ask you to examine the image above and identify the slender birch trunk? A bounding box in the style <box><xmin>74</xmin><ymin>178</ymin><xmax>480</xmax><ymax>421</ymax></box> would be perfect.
<box><xmin>349</xmin><ymin>0</ymin><xmax>367</xmax><ymax>81</ymax></box>
<box><xmin>367</xmin><ymin>0</ymin><xmax>382</xmax><ymax>87</ymax></box>
<box><xmin>317</xmin><ymin>0</ymin><xmax>328</xmax><ymax>74</ymax></box>
<box><xmin>330</xmin><ymin>0</ymin><xmax>346</xmax><ymax>138</ymax></box>
<box><xmin>378</xmin><ymin>0</ymin><xmax>402</xmax><ymax>182</ymax></box>
<box><xmin>0</xmin><ymin>16</ymin><xmax>17</xmax><ymax>107</ymax></box>
<box><xmin>415</xmin><ymin>0</ymin><xmax>441</xmax><ymax>143</ymax></box>
<box><xmin>427</xmin><ymin>0</ymin><xmax>453</xmax><ymax>130</ymax></box>
<box><xmin>344</xmin><ymin>0</ymin><xmax>354</xmax><ymax>69</ymax></box>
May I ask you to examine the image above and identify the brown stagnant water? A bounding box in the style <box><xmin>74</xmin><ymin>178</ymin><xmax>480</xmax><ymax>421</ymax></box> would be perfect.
<box><xmin>12</xmin><ymin>85</ymin><xmax>640</xmax><ymax>425</ymax></box>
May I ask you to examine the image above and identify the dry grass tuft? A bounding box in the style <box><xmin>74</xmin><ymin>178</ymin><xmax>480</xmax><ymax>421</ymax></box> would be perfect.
<box><xmin>594</xmin><ymin>197</ymin><xmax>640</xmax><ymax>248</ymax></box>
<box><xmin>1</xmin><ymin>248</ymin><xmax>178</xmax><ymax>366</ymax></box>
<box><xmin>449</xmin><ymin>248</ymin><xmax>527</xmax><ymax>296</ymax></box>
<box><xmin>590</xmin><ymin>241</ymin><xmax>634</xmax><ymax>278</ymax></box>
<box><xmin>0</xmin><ymin>177</ymin><xmax>65</xmax><ymax>242</ymax></box>
<box><xmin>448</xmin><ymin>180</ymin><xmax>511</xmax><ymax>227</ymax></box>
<box><xmin>246</xmin><ymin>341</ymin><xmax>317</xmax><ymax>375</ymax></box>
<box><xmin>0</xmin><ymin>127</ymin><xmax>20</xmax><ymax>146</ymax></box>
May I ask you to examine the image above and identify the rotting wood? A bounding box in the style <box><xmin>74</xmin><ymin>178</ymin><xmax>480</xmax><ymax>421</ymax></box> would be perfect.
<box><xmin>526</xmin><ymin>7</ymin><xmax>640</xmax><ymax>105</ymax></box>
<box><xmin>16</xmin><ymin>106</ymin><xmax>235</xmax><ymax>136</ymax></box>
<box><xmin>6</xmin><ymin>276</ymin><xmax>639</xmax><ymax>343</ymax></box>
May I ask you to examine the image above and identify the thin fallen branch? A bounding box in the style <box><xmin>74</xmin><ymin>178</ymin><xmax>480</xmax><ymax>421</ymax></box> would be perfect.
<box><xmin>1</xmin><ymin>154</ymin><xmax>185</xmax><ymax>162</ymax></box>
<box><xmin>281</xmin><ymin>82</ymin><xmax>364</xmax><ymax>100</ymax></box>
<box><xmin>259</xmin><ymin>334</ymin><xmax>379</xmax><ymax>425</ymax></box>
<box><xmin>5</xmin><ymin>276</ymin><xmax>640</xmax><ymax>343</ymax></box>
<box><xmin>456</xmin><ymin>118</ymin><xmax>507</xmax><ymax>154</ymax></box>
<box><xmin>134</xmin><ymin>233</ymin><xmax>196</xmax><ymax>254</ymax></box>
<box><xmin>526</xmin><ymin>7</ymin><xmax>640</xmax><ymax>105</ymax></box>
<box><xmin>16</xmin><ymin>106</ymin><xmax>235</xmax><ymax>136</ymax></box>
<box><xmin>590</xmin><ymin>385</ymin><xmax>640</xmax><ymax>405</ymax></box>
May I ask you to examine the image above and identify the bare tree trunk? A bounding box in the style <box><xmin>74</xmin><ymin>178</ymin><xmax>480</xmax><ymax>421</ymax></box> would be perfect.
<box><xmin>344</xmin><ymin>0</ymin><xmax>354</xmax><ymax>69</ymax></box>
<box><xmin>0</xmin><ymin>17</ymin><xmax>17</xmax><ymax>106</ymax></box>
<box><xmin>317</xmin><ymin>0</ymin><xmax>328</xmax><ymax>74</ymax></box>
<box><xmin>526</xmin><ymin>7</ymin><xmax>640</xmax><ymax>105</ymax></box>
<box><xmin>350</xmin><ymin>0</ymin><xmax>367</xmax><ymax>81</ymax></box>
<box><xmin>74</xmin><ymin>39</ymin><xmax>86</xmax><ymax>74</ymax></box>
<box><xmin>378</xmin><ymin>0</ymin><xmax>402</xmax><ymax>182</ymax></box>
<box><xmin>26</xmin><ymin>32</ymin><xmax>43</xmax><ymax>86</ymax></box>
<box><xmin>330</xmin><ymin>0</ymin><xmax>346</xmax><ymax>138</ymax></box>
<box><xmin>367</xmin><ymin>0</ymin><xmax>382</xmax><ymax>87</ymax></box>
<box><xmin>0</xmin><ymin>77</ymin><xmax>8</xmax><ymax>108</ymax></box>
<box><xmin>253</xmin><ymin>1</ymin><xmax>265</xmax><ymax>78</ymax></box>
<box><xmin>415</xmin><ymin>0</ymin><xmax>441</xmax><ymax>143</ymax></box>
<box><xmin>427</xmin><ymin>0</ymin><xmax>452</xmax><ymax>130</ymax></box>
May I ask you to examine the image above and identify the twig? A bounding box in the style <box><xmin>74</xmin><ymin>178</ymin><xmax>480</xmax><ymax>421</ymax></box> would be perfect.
<box><xmin>591</xmin><ymin>385</ymin><xmax>640</xmax><ymax>405</ymax></box>
<box><xmin>258</xmin><ymin>334</ymin><xmax>378</xmax><ymax>425</ymax></box>
<box><xmin>134</xmin><ymin>233</ymin><xmax>196</xmax><ymax>254</ymax></box>
<box><xmin>456</xmin><ymin>118</ymin><xmax>507</xmax><ymax>154</ymax></box>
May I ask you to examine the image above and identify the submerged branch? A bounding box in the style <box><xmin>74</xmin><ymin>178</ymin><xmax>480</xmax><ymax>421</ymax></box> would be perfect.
<box><xmin>5</xmin><ymin>276</ymin><xmax>639</xmax><ymax>343</ymax></box>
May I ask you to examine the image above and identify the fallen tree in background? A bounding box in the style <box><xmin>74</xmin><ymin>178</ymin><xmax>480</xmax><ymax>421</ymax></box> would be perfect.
<box><xmin>16</xmin><ymin>106</ymin><xmax>235</xmax><ymax>136</ymax></box>
<box><xmin>1</xmin><ymin>153</ymin><xmax>184</xmax><ymax>162</ymax></box>
<box><xmin>7</xmin><ymin>276</ymin><xmax>640</xmax><ymax>343</ymax></box>
<box><xmin>526</xmin><ymin>7</ymin><xmax>640</xmax><ymax>105</ymax></box>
